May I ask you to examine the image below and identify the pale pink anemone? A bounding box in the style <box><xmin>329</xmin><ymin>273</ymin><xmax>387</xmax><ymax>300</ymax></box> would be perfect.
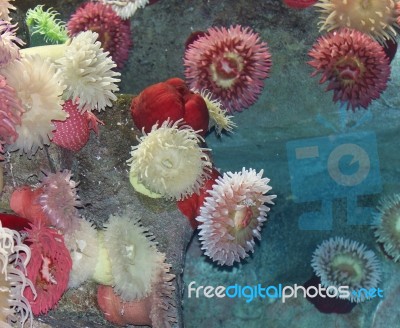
<box><xmin>184</xmin><ymin>25</ymin><xmax>272</xmax><ymax>113</ymax></box>
<box><xmin>308</xmin><ymin>28</ymin><xmax>390</xmax><ymax>110</ymax></box>
<box><xmin>0</xmin><ymin>0</ymin><xmax>16</xmax><ymax>21</ymax></box>
<box><xmin>23</xmin><ymin>223</ymin><xmax>72</xmax><ymax>315</ymax></box>
<box><xmin>0</xmin><ymin>74</ymin><xmax>24</xmax><ymax>159</ymax></box>
<box><xmin>38</xmin><ymin>170</ymin><xmax>81</xmax><ymax>233</ymax></box>
<box><xmin>197</xmin><ymin>168</ymin><xmax>276</xmax><ymax>266</ymax></box>
<box><xmin>0</xmin><ymin>20</ymin><xmax>24</xmax><ymax>68</ymax></box>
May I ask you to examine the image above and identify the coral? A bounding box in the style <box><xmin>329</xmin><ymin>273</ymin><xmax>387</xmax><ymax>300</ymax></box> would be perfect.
<box><xmin>67</xmin><ymin>2</ymin><xmax>132</xmax><ymax>68</ymax></box>
<box><xmin>98</xmin><ymin>0</ymin><xmax>149</xmax><ymax>19</ymax></box>
<box><xmin>0</xmin><ymin>54</ymin><xmax>66</xmax><ymax>155</ymax></box>
<box><xmin>308</xmin><ymin>28</ymin><xmax>390</xmax><ymax>110</ymax></box>
<box><xmin>315</xmin><ymin>0</ymin><xmax>399</xmax><ymax>44</ymax></box>
<box><xmin>373</xmin><ymin>194</ymin><xmax>400</xmax><ymax>262</ymax></box>
<box><xmin>0</xmin><ymin>21</ymin><xmax>24</xmax><ymax>68</ymax></box>
<box><xmin>63</xmin><ymin>218</ymin><xmax>99</xmax><ymax>288</ymax></box>
<box><xmin>127</xmin><ymin>119</ymin><xmax>212</xmax><ymax>200</ymax></box>
<box><xmin>26</xmin><ymin>5</ymin><xmax>68</xmax><ymax>44</ymax></box>
<box><xmin>131</xmin><ymin>78</ymin><xmax>209</xmax><ymax>137</ymax></box>
<box><xmin>0</xmin><ymin>74</ymin><xmax>24</xmax><ymax>159</ymax></box>
<box><xmin>97</xmin><ymin>258</ymin><xmax>176</xmax><ymax>327</ymax></box>
<box><xmin>55</xmin><ymin>30</ymin><xmax>121</xmax><ymax>112</ymax></box>
<box><xmin>0</xmin><ymin>0</ymin><xmax>15</xmax><ymax>21</ymax></box>
<box><xmin>184</xmin><ymin>25</ymin><xmax>272</xmax><ymax>113</ymax></box>
<box><xmin>38</xmin><ymin>170</ymin><xmax>81</xmax><ymax>233</ymax></box>
<box><xmin>52</xmin><ymin>100</ymin><xmax>103</xmax><ymax>152</ymax></box>
<box><xmin>0</xmin><ymin>221</ymin><xmax>36</xmax><ymax>328</ymax></box>
<box><xmin>197</xmin><ymin>168</ymin><xmax>276</xmax><ymax>266</ymax></box>
<box><xmin>311</xmin><ymin>237</ymin><xmax>381</xmax><ymax>302</ymax></box>
<box><xmin>23</xmin><ymin>223</ymin><xmax>72</xmax><ymax>315</ymax></box>
<box><xmin>103</xmin><ymin>213</ymin><xmax>164</xmax><ymax>301</ymax></box>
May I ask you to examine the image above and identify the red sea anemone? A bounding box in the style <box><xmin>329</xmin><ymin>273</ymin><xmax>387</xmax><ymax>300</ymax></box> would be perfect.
<box><xmin>283</xmin><ymin>0</ymin><xmax>317</xmax><ymax>9</ymax></box>
<box><xmin>67</xmin><ymin>2</ymin><xmax>132</xmax><ymax>68</ymax></box>
<box><xmin>131</xmin><ymin>78</ymin><xmax>209</xmax><ymax>137</ymax></box>
<box><xmin>308</xmin><ymin>28</ymin><xmax>390</xmax><ymax>110</ymax></box>
<box><xmin>23</xmin><ymin>223</ymin><xmax>72</xmax><ymax>315</ymax></box>
<box><xmin>184</xmin><ymin>25</ymin><xmax>272</xmax><ymax>113</ymax></box>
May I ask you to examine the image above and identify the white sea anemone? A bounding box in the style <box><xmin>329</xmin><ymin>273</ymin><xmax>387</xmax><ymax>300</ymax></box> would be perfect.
<box><xmin>64</xmin><ymin>219</ymin><xmax>99</xmax><ymax>288</ymax></box>
<box><xmin>103</xmin><ymin>213</ymin><xmax>164</xmax><ymax>301</ymax></box>
<box><xmin>311</xmin><ymin>237</ymin><xmax>381</xmax><ymax>302</ymax></box>
<box><xmin>0</xmin><ymin>222</ymin><xmax>36</xmax><ymax>327</ymax></box>
<box><xmin>0</xmin><ymin>54</ymin><xmax>66</xmax><ymax>154</ymax></box>
<box><xmin>0</xmin><ymin>21</ymin><xmax>24</xmax><ymax>68</ymax></box>
<box><xmin>55</xmin><ymin>30</ymin><xmax>121</xmax><ymax>112</ymax></box>
<box><xmin>127</xmin><ymin>119</ymin><xmax>212</xmax><ymax>200</ymax></box>
<box><xmin>373</xmin><ymin>194</ymin><xmax>400</xmax><ymax>262</ymax></box>
<box><xmin>0</xmin><ymin>0</ymin><xmax>15</xmax><ymax>21</ymax></box>
<box><xmin>99</xmin><ymin>0</ymin><xmax>149</xmax><ymax>19</ymax></box>
<box><xmin>197</xmin><ymin>168</ymin><xmax>276</xmax><ymax>266</ymax></box>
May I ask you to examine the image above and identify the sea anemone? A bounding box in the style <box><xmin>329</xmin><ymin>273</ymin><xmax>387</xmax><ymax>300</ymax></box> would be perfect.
<box><xmin>0</xmin><ymin>21</ymin><xmax>24</xmax><ymax>68</ymax></box>
<box><xmin>315</xmin><ymin>0</ymin><xmax>399</xmax><ymax>44</ymax></box>
<box><xmin>131</xmin><ymin>78</ymin><xmax>209</xmax><ymax>137</ymax></box>
<box><xmin>98</xmin><ymin>0</ymin><xmax>149</xmax><ymax>19</ymax></box>
<box><xmin>38</xmin><ymin>170</ymin><xmax>81</xmax><ymax>233</ymax></box>
<box><xmin>127</xmin><ymin>119</ymin><xmax>212</xmax><ymax>200</ymax></box>
<box><xmin>97</xmin><ymin>258</ymin><xmax>176</xmax><ymax>327</ymax></box>
<box><xmin>103</xmin><ymin>213</ymin><xmax>165</xmax><ymax>301</ymax></box>
<box><xmin>63</xmin><ymin>218</ymin><xmax>99</xmax><ymax>288</ymax></box>
<box><xmin>26</xmin><ymin>5</ymin><xmax>68</xmax><ymax>44</ymax></box>
<box><xmin>67</xmin><ymin>2</ymin><xmax>132</xmax><ymax>68</ymax></box>
<box><xmin>55</xmin><ymin>30</ymin><xmax>121</xmax><ymax>112</ymax></box>
<box><xmin>308</xmin><ymin>28</ymin><xmax>390</xmax><ymax>110</ymax></box>
<box><xmin>0</xmin><ymin>74</ymin><xmax>24</xmax><ymax>159</ymax></box>
<box><xmin>23</xmin><ymin>223</ymin><xmax>72</xmax><ymax>315</ymax></box>
<box><xmin>0</xmin><ymin>54</ymin><xmax>66</xmax><ymax>154</ymax></box>
<box><xmin>311</xmin><ymin>237</ymin><xmax>381</xmax><ymax>302</ymax></box>
<box><xmin>0</xmin><ymin>222</ymin><xmax>35</xmax><ymax>328</ymax></box>
<box><xmin>283</xmin><ymin>0</ymin><xmax>317</xmax><ymax>9</ymax></box>
<box><xmin>197</xmin><ymin>168</ymin><xmax>276</xmax><ymax>266</ymax></box>
<box><xmin>184</xmin><ymin>25</ymin><xmax>272</xmax><ymax>113</ymax></box>
<box><xmin>373</xmin><ymin>194</ymin><xmax>400</xmax><ymax>262</ymax></box>
<box><xmin>0</xmin><ymin>0</ymin><xmax>15</xmax><ymax>21</ymax></box>
<box><xmin>195</xmin><ymin>89</ymin><xmax>236</xmax><ymax>135</ymax></box>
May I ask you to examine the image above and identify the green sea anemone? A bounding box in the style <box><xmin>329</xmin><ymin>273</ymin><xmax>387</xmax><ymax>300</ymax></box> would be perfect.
<box><xmin>26</xmin><ymin>5</ymin><xmax>68</xmax><ymax>44</ymax></box>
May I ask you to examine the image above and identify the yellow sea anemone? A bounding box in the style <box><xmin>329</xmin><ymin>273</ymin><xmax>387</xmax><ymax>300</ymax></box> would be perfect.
<box><xmin>0</xmin><ymin>54</ymin><xmax>66</xmax><ymax>154</ymax></box>
<box><xmin>315</xmin><ymin>0</ymin><xmax>399</xmax><ymax>44</ymax></box>
<box><xmin>127</xmin><ymin>119</ymin><xmax>212</xmax><ymax>200</ymax></box>
<box><xmin>373</xmin><ymin>194</ymin><xmax>400</xmax><ymax>262</ymax></box>
<box><xmin>103</xmin><ymin>213</ymin><xmax>165</xmax><ymax>301</ymax></box>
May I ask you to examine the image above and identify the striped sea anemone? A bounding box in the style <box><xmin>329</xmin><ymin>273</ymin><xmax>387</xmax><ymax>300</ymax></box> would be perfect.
<box><xmin>197</xmin><ymin>168</ymin><xmax>276</xmax><ymax>266</ymax></box>
<box><xmin>184</xmin><ymin>25</ymin><xmax>272</xmax><ymax>113</ymax></box>
<box><xmin>67</xmin><ymin>2</ymin><xmax>132</xmax><ymax>68</ymax></box>
<box><xmin>0</xmin><ymin>222</ymin><xmax>35</xmax><ymax>328</ymax></box>
<box><xmin>0</xmin><ymin>21</ymin><xmax>24</xmax><ymax>68</ymax></box>
<box><xmin>103</xmin><ymin>213</ymin><xmax>165</xmax><ymax>301</ymax></box>
<box><xmin>1</xmin><ymin>54</ymin><xmax>66</xmax><ymax>154</ymax></box>
<box><xmin>39</xmin><ymin>170</ymin><xmax>81</xmax><ymax>233</ymax></box>
<box><xmin>55</xmin><ymin>30</ymin><xmax>121</xmax><ymax>112</ymax></box>
<box><xmin>308</xmin><ymin>28</ymin><xmax>390</xmax><ymax>110</ymax></box>
<box><xmin>311</xmin><ymin>237</ymin><xmax>381</xmax><ymax>302</ymax></box>
<box><xmin>127</xmin><ymin>119</ymin><xmax>212</xmax><ymax>200</ymax></box>
<box><xmin>315</xmin><ymin>0</ymin><xmax>399</xmax><ymax>44</ymax></box>
<box><xmin>373</xmin><ymin>194</ymin><xmax>400</xmax><ymax>262</ymax></box>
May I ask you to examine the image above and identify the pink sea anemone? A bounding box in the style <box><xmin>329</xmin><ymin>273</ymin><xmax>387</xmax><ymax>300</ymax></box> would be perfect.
<box><xmin>308</xmin><ymin>28</ymin><xmax>390</xmax><ymax>110</ymax></box>
<box><xmin>311</xmin><ymin>237</ymin><xmax>381</xmax><ymax>303</ymax></box>
<box><xmin>0</xmin><ymin>21</ymin><xmax>24</xmax><ymax>68</ymax></box>
<box><xmin>197</xmin><ymin>168</ymin><xmax>276</xmax><ymax>266</ymax></box>
<box><xmin>23</xmin><ymin>223</ymin><xmax>72</xmax><ymax>315</ymax></box>
<box><xmin>38</xmin><ymin>170</ymin><xmax>81</xmax><ymax>233</ymax></box>
<box><xmin>184</xmin><ymin>25</ymin><xmax>272</xmax><ymax>113</ymax></box>
<box><xmin>67</xmin><ymin>2</ymin><xmax>132</xmax><ymax>68</ymax></box>
<box><xmin>0</xmin><ymin>74</ymin><xmax>24</xmax><ymax>159</ymax></box>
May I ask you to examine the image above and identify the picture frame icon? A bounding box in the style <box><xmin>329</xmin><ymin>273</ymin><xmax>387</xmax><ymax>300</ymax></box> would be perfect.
<box><xmin>286</xmin><ymin>131</ymin><xmax>382</xmax><ymax>230</ymax></box>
